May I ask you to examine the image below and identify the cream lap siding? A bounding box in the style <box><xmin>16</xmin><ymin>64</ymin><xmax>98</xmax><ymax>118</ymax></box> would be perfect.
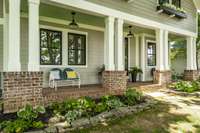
<box><xmin>0</xmin><ymin>25</ymin><xmax>3</xmax><ymax>71</ymax></box>
<box><xmin>20</xmin><ymin>19</ymin><xmax>104</xmax><ymax>86</ymax></box>
<box><xmin>20</xmin><ymin>19</ymin><xmax>29</xmax><ymax>71</ymax></box>
<box><xmin>0</xmin><ymin>0</ymin><xmax>3</xmax><ymax>18</ymax></box>
<box><xmin>86</xmin><ymin>0</ymin><xmax>197</xmax><ymax>33</ymax></box>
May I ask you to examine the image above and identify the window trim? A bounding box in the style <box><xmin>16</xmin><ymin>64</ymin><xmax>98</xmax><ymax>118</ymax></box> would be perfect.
<box><xmin>66</xmin><ymin>31</ymin><xmax>88</xmax><ymax>68</ymax></box>
<box><xmin>67</xmin><ymin>32</ymin><xmax>87</xmax><ymax>66</ymax></box>
<box><xmin>146</xmin><ymin>40</ymin><xmax>156</xmax><ymax>67</ymax></box>
<box><xmin>40</xmin><ymin>28</ymin><xmax>63</xmax><ymax>65</ymax></box>
<box><xmin>39</xmin><ymin>25</ymin><xmax>88</xmax><ymax>68</ymax></box>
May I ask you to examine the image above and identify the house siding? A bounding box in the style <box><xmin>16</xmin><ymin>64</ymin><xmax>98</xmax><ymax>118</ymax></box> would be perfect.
<box><xmin>0</xmin><ymin>25</ymin><xmax>3</xmax><ymax>71</ymax></box>
<box><xmin>86</xmin><ymin>0</ymin><xmax>197</xmax><ymax>33</ymax></box>
<box><xmin>0</xmin><ymin>0</ymin><xmax>3</xmax><ymax>18</ymax></box>
<box><xmin>20</xmin><ymin>18</ymin><xmax>104</xmax><ymax>87</ymax></box>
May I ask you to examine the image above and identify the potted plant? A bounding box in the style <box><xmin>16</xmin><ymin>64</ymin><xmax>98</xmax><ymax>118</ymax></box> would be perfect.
<box><xmin>129</xmin><ymin>67</ymin><xmax>143</xmax><ymax>82</ymax></box>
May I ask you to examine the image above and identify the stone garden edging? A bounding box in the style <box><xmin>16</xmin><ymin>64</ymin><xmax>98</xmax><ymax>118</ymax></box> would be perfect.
<box><xmin>161</xmin><ymin>89</ymin><xmax>200</xmax><ymax>97</ymax></box>
<box><xmin>25</xmin><ymin>96</ymin><xmax>157</xmax><ymax>133</ymax></box>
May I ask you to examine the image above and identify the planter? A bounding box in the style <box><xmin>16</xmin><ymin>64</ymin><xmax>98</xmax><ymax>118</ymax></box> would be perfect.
<box><xmin>157</xmin><ymin>5</ymin><xmax>187</xmax><ymax>19</ymax></box>
<box><xmin>131</xmin><ymin>73</ymin><xmax>137</xmax><ymax>82</ymax></box>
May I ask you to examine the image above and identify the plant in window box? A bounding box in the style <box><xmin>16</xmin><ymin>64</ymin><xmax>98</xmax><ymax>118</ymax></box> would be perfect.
<box><xmin>128</xmin><ymin>67</ymin><xmax>143</xmax><ymax>82</ymax></box>
<box><xmin>157</xmin><ymin>3</ymin><xmax>187</xmax><ymax>19</ymax></box>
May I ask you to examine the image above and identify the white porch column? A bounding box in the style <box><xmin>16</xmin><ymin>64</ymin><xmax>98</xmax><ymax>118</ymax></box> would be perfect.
<box><xmin>28</xmin><ymin>0</ymin><xmax>40</xmax><ymax>71</ymax></box>
<box><xmin>5</xmin><ymin>0</ymin><xmax>21</xmax><ymax>71</ymax></box>
<box><xmin>186</xmin><ymin>36</ymin><xmax>197</xmax><ymax>70</ymax></box>
<box><xmin>115</xmin><ymin>18</ymin><xmax>124</xmax><ymax>71</ymax></box>
<box><xmin>135</xmin><ymin>35</ymin><xmax>140</xmax><ymax>67</ymax></box>
<box><xmin>156</xmin><ymin>29</ymin><xmax>165</xmax><ymax>71</ymax></box>
<box><xmin>104</xmin><ymin>16</ymin><xmax>115</xmax><ymax>71</ymax></box>
<box><xmin>140</xmin><ymin>34</ymin><xmax>146</xmax><ymax>81</ymax></box>
<box><xmin>163</xmin><ymin>30</ymin><xmax>170</xmax><ymax>70</ymax></box>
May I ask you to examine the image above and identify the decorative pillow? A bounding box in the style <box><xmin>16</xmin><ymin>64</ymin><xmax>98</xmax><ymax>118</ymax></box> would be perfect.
<box><xmin>50</xmin><ymin>71</ymin><xmax>60</xmax><ymax>80</ymax></box>
<box><xmin>66</xmin><ymin>71</ymin><xmax>77</xmax><ymax>79</ymax></box>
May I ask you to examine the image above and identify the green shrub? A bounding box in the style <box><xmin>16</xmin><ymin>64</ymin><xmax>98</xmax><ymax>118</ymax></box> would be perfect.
<box><xmin>65</xmin><ymin>110</ymin><xmax>82</xmax><ymax>124</ymax></box>
<box><xmin>0</xmin><ymin>105</ymin><xmax>46</xmax><ymax>133</ymax></box>
<box><xmin>2</xmin><ymin>119</ymin><xmax>30</xmax><ymax>133</ymax></box>
<box><xmin>101</xmin><ymin>95</ymin><xmax>124</xmax><ymax>110</ymax></box>
<box><xmin>94</xmin><ymin>102</ymin><xmax>107</xmax><ymax>113</ymax></box>
<box><xmin>170</xmin><ymin>80</ymin><xmax>200</xmax><ymax>93</ymax></box>
<box><xmin>17</xmin><ymin>105</ymin><xmax>45</xmax><ymax>122</ymax></box>
<box><xmin>123</xmin><ymin>88</ymin><xmax>143</xmax><ymax>106</ymax></box>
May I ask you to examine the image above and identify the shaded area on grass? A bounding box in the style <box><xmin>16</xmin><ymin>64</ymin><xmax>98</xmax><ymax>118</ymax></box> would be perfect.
<box><xmin>71</xmin><ymin>100</ymin><xmax>199</xmax><ymax>133</ymax></box>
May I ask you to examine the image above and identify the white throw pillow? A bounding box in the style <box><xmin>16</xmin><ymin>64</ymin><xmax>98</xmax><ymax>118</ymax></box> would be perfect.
<box><xmin>50</xmin><ymin>71</ymin><xmax>60</xmax><ymax>80</ymax></box>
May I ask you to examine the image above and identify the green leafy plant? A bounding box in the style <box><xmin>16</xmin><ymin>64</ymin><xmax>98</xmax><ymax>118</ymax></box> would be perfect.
<box><xmin>123</xmin><ymin>88</ymin><xmax>143</xmax><ymax>106</ymax></box>
<box><xmin>94</xmin><ymin>102</ymin><xmax>107</xmax><ymax>113</ymax></box>
<box><xmin>169</xmin><ymin>80</ymin><xmax>200</xmax><ymax>93</ymax></box>
<box><xmin>65</xmin><ymin>110</ymin><xmax>82</xmax><ymax>124</ymax></box>
<box><xmin>129</xmin><ymin>67</ymin><xmax>143</xmax><ymax>82</ymax></box>
<box><xmin>17</xmin><ymin>105</ymin><xmax>45</xmax><ymax>122</ymax></box>
<box><xmin>0</xmin><ymin>105</ymin><xmax>46</xmax><ymax>133</ymax></box>
<box><xmin>101</xmin><ymin>95</ymin><xmax>124</xmax><ymax>110</ymax></box>
<box><xmin>2</xmin><ymin>119</ymin><xmax>30</xmax><ymax>133</ymax></box>
<box><xmin>163</xmin><ymin>3</ymin><xmax>186</xmax><ymax>13</ymax></box>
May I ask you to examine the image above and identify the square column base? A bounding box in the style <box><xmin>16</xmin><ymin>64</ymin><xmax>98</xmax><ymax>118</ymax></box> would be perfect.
<box><xmin>2</xmin><ymin>72</ymin><xmax>43</xmax><ymax>113</ymax></box>
<box><xmin>153</xmin><ymin>70</ymin><xmax>171</xmax><ymax>85</ymax></box>
<box><xmin>102</xmin><ymin>71</ymin><xmax>128</xmax><ymax>95</ymax></box>
<box><xmin>184</xmin><ymin>70</ymin><xmax>199</xmax><ymax>81</ymax></box>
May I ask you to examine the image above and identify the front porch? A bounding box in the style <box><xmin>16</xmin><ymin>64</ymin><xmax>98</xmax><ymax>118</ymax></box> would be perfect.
<box><xmin>0</xmin><ymin>0</ymin><xmax>199</xmax><ymax>113</ymax></box>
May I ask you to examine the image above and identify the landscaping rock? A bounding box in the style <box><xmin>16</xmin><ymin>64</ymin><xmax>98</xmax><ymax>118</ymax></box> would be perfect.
<box><xmin>90</xmin><ymin>115</ymin><xmax>101</xmax><ymax>126</ymax></box>
<box><xmin>71</xmin><ymin>118</ymin><xmax>90</xmax><ymax>129</ymax></box>
<box><xmin>54</xmin><ymin>121</ymin><xmax>71</xmax><ymax>128</ymax></box>
<box><xmin>48</xmin><ymin>115</ymin><xmax>65</xmax><ymax>124</ymax></box>
<box><xmin>96</xmin><ymin>111</ymin><xmax>114</xmax><ymax>120</ymax></box>
<box><xmin>25</xmin><ymin>130</ymin><xmax>44</xmax><ymax>133</ymax></box>
<box><xmin>44</xmin><ymin>126</ymin><xmax>58</xmax><ymax>133</ymax></box>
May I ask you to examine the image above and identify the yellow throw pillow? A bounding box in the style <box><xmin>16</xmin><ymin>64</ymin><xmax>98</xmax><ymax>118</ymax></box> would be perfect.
<box><xmin>66</xmin><ymin>71</ymin><xmax>77</xmax><ymax>79</ymax></box>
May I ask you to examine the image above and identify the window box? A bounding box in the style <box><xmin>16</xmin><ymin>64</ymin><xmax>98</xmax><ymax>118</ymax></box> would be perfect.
<box><xmin>157</xmin><ymin>5</ymin><xmax>187</xmax><ymax>19</ymax></box>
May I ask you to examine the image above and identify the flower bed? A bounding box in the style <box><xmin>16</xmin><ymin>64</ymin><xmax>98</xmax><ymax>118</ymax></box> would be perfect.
<box><xmin>0</xmin><ymin>88</ymin><xmax>157</xmax><ymax>133</ymax></box>
<box><xmin>169</xmin><ymin>80</ymin><xmax>200</xmax><ymax>93</ymax></box>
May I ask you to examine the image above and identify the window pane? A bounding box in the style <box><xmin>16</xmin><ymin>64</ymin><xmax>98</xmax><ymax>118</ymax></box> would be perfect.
<box><xmin>147</xmin><ymin>42</ymin><xmax>156</xmax><ymax>66</ymax></box>
<box><xmin>40</xmin><ymin>29</ymin><xmax>62</xmax><ymax>65</ymax></box>
<box><xmin>148</xmin><ymin>55</ymin><xmax>156</xmax><ymax>66</ymax></box>
<box><xmin>68</xmin><ymin>33</ymin><xmax>86</xmax><ymax>65</ymax></box>
<box><xmin>159</xmin><ymin>0</ymin><xmax>169</xmax><ymax>5</ymax></box>
<box><xmin>172</xmin><ymin>0</ymin><xmax>181</xmax><ymax>7</ymax></box>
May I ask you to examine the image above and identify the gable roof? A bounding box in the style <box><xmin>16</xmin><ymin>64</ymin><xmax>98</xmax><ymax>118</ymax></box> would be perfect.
<box><xmin>193</xmin><ymin>0</ymin><xmax>200</xmax><ymax>12</ymax></box>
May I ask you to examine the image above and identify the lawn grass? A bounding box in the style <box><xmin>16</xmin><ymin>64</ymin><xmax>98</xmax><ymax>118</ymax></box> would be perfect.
<box><xmin>70</xmin><ymin>101</ymin><xmax>197</xmax><ymax>133</ymax></box>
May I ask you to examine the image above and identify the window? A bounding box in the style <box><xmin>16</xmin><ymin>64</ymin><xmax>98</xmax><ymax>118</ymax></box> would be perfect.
<box><xmin>40</xmin><ymin>29</ymin><xmax>62</xmax><ymax>65</ymax></box>
<box><xmin>68</xmin><ymin>33</ymin><xmax>86</xmax><ymax>66</ymax></box>
<box><xmin>172</xmin><ymin>0</ymin><xmax>181</xmax><ymax>8</ymax></box>
<box><xmin>147</xmin><ymin>42</ymin><xmax>156</xmax><ymax>66</ymax></box>
<box><xmin>159</xmin><ymin>0</ymin><xmax>181</xmax><ymax>7</ymax></box>
<box><xmin>159</xmin><ymin>0</ymin><xmax>169</xmax><ymax>5</ymax></box>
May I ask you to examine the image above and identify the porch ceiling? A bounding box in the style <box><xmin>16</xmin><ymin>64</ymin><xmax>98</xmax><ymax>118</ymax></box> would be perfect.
<box><xmin>21</xmin><ymin>0</ymin><xmax>155</xmax><ymax>35</ymax></box>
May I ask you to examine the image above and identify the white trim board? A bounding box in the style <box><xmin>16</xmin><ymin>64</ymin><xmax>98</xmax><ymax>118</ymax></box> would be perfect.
<box><xmin>46</xmin><ymin>0</ymin><xmax>197</xmax><ymax>37</ymax></box>
<box><xmin>21</xmin><ymin>13</ymin><xmax>104</xmax><ymax>32</ymax></box>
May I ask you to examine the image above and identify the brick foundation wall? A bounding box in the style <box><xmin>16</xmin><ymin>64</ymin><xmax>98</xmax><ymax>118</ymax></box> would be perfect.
<box><xmin>184</xmin><ymin>70</ymin><xmax>199</xmax><ymax>81</ymax></box>
<box><xmin>102</xmin><ymin>71</ymin><xmax>128</xmax><ymax>95</ymax></box>
<box><xmin>153</xmin><ymin>70</ymin><xmax>171</xmax><ymax>85</ymax></box>
<box><xmin>43</xmin><ymin>86</ymin><xmax>106</xmax><ymax>105</ymax></box>
<box><xmin>2</xmin><ymin>72</ymin><xmax>43</xmax><ymax>113</ymax></box>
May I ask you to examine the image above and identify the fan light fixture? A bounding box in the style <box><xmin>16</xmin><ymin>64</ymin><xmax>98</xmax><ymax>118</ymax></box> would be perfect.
<box><xmin>69</xmin><ymin>12</ymin><xmax>79</xmax><ymax>29</ymax></box>
<box><xmin>127</xmin><ymin>26</ymin><xmax>134</xmax><ymax>38</ymax></box>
